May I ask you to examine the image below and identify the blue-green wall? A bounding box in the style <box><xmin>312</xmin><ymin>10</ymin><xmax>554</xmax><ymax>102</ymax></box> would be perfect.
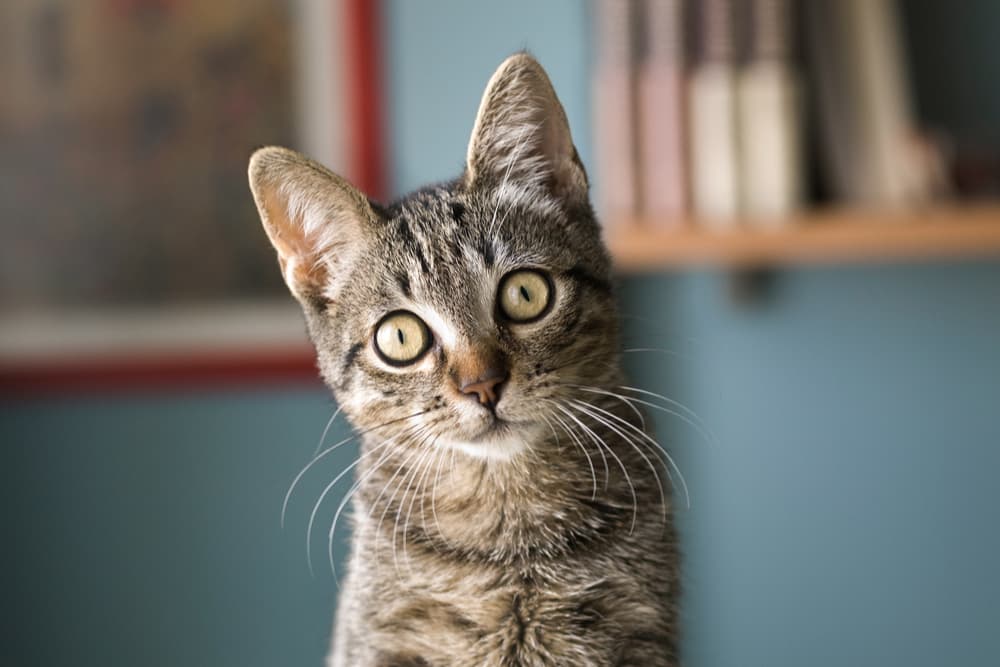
<box><xmin>620</xmin><ymin>265</ymin><xmax>1000</xmax><ymax>666</ymax></box>
<box><xmin>5</xmin><ymin>2</ymin><xmax>1000</xmax><ymax>666</ymax></box>
<box><xmin>2</xmin><ymin>389</ymin><xmax>351</xmax><ymax>666</ymax></box>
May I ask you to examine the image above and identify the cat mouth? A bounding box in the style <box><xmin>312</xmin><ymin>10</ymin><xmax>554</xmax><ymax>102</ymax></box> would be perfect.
<box><xmin>469</xmin><ymin>417</ymin><xmax>512</xmax><ymax>442</ymax></box>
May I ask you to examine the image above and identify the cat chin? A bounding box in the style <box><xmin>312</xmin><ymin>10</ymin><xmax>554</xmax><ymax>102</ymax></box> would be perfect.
<box><xmin>443</xmin><ymin>429</ymin><xmax>531</xmax><ymax>462</ymax></box>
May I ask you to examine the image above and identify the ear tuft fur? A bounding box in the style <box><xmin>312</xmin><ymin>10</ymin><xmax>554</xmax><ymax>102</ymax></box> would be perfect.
<box><xmin>465</xmin><ymin>53</ymin><xmax>588</xmax><ymax>205</ymax></box>
<box><xmin>248</xmin><ymin>146</ymin><xmax>374</xmax><ymax>304</ymax></box>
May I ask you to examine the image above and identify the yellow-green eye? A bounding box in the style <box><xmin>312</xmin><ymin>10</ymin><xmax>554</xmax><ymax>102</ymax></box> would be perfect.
<box><xmin>498</xmin><ymin>270</ymin><xmax>553</xmax><ymax>323</ymax></box>
<box><xmin>374</xmin><ymin>311</ymin><xmax>431</xmax><ymax>365</ymax></box>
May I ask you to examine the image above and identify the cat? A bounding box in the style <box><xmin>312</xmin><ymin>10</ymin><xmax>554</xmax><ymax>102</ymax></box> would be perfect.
<box><xmin>249</xmin><ymin>53</ymin><xmax>679</xmax><ymax>667</ymax></box>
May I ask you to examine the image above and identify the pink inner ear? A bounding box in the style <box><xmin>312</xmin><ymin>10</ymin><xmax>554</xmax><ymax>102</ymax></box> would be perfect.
<box><xmin>260</xmin><ymin>190</ymin><xmax>329</xmax><ymax>296</ymax></box>
<box><xmin>249</xmin><ymin>146</ymin><xmax>373</xmax><ymax>303</ymax></box>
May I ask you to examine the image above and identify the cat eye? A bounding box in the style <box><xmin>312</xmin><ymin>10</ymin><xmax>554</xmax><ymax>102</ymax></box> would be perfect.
<box><xmin>497</xmin><ymin>270</ymin><xmax>553</xmax><ymax>323</ymax></box>
<box><xmin>374</xmin><ymin>311</ymin><xmax>432</xmax><ymax>365</ymax></box>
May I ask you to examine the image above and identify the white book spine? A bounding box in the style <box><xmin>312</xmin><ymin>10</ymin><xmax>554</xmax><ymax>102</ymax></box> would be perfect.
<box><xmin>738</xmin><ymin>63</ymin><xmax>802</xmax><ymax>224</ymax></box>
<box><xmin>690</xmin><ymin>63</ymin><xmax>741</xmax><ymax>226</ymax></box>
<box><xmin>739</xmin><ymin>62</ymin><xmax>803</xmax><ymax>227</ymax></box>
<box><xmin>847</xmin><ymin>0</ymin><xmax>916</xmax><ymax>207</ymax></box>
<box><xmin>738</xmin><ymin>0</ymin><xmax>802</xmax><ymax>225</ymax></box>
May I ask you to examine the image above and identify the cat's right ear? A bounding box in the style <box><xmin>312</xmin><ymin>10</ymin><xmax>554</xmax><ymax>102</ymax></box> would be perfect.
<box><xmin>248</xmin><ymin>147</ymin><xmax>373</xmax><ymax>305</ymax></box>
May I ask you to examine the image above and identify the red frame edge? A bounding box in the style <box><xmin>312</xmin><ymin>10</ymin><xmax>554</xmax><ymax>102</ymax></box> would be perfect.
<box><xmin>344</xmin><ymin>0</ymin><xmax>387</xmax><ymax>200</ymax></box>
<box><xmin>0</xmin><ymin>347</ymin><xmax>323</xmax><ymax>397</ymax></box>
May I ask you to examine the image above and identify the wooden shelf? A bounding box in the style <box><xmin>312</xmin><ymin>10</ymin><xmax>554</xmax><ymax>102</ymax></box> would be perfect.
<box><xmin>606</xmin><ymin>204</ymin><xmax>1000</xmax><ymax>270</ymax></box>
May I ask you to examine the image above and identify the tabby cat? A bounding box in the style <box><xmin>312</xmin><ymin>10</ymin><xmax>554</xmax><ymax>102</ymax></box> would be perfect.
<box><xmin>249</xmin><ymin>53</ymin><xmax>679</xmax><ymax>667</ymax></box>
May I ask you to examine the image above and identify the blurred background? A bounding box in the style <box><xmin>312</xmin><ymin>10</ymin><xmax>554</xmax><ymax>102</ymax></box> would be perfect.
<box><xmin>2</xmin><ymin>1</ymin><xmax>999</xmax><ymax>666</ymax></box>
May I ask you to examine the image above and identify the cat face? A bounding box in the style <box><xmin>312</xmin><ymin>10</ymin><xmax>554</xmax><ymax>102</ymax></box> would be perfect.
<box><xmin>249</xmin><ymin>54</ymin><xmax>617</xmax><ymax>460</ymax></box>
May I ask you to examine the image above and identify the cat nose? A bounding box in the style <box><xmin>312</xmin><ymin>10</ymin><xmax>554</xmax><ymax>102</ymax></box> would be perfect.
<box><xmin>451</xmin><ymin>346</ymin><xmax>508</xmax><ymax>409</ymax></box>
<box><xmin>458</xmin><ymin>370</ymin><xmax>508</xmax><ymax>409</ymax></box>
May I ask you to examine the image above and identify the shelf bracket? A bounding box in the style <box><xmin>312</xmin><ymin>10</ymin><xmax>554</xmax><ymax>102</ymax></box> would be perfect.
<box><xmin>726</xmin><ymin>267</ymin><xmax>778</xmax><ymax>306</ymax></box>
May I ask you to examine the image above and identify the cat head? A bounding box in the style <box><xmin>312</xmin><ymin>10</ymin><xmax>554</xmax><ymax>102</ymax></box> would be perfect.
<box><xmin>249</xmin><ymin>53</ymin><xmax>618</xmax><ymax>461</ymax></box>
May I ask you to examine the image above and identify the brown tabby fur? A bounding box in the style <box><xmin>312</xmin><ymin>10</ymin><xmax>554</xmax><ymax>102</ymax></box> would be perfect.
<box><xmin>249</xmin><ymin>54</ymin><xmax>679</xmax><ymax>666</ymax></box>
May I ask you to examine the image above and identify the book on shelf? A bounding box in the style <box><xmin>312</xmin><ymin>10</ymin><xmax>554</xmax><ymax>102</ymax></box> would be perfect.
<box><xmin>801</xmin><ymin>0</ymin><xmax>922</xmax><ymax>209</ymax></box>
<box><xmin>689</xmin><ymin>0</ymin><xmax>741</xmax><ymax>227</ymax></box>
<box><xmin>592</xmin><ymin>0</ymin><xmax>639</xmax><ymax>223</ymax></box>
<box><xmin>737</xmin><ymin>0</ymin><xmax>803</xmax><ymax>225</ymax></box>
<box><xmin>638</xmin><ymin>0</ymin><xmax>688</xmax><ymax>224</ymax></box>
<box><xmin>589</xmin><ymin>0</ymin><xmax>933</xmax><ymax>232</ymax></box>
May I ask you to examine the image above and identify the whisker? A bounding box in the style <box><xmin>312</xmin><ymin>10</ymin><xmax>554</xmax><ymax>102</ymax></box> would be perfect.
<box><xmin>616</xmin><ymin>395</ymin><xmax>716</xmax><ymax>450</ymax></box>
<box><xmin>546</xmin><ymin>408</ymin><xmax>599</xmax><ymax>499</ymax></box>
<box><xmin>569</xmin><ymin>399</ymin><xmax>668</xmax><ymax>519</ymax></box>
<box><xmin>371</xmin><ymin>429</ymin><xmax>437</xmax><ymax>573</ymax></box>
<box><xmin>392</xmin><ymin>442</ymin><xmax>429</xmax><ymax>536</ymax></box>
<box><xmin>325</xmin><ymin>432</ymin><xmax>411</xmax><ymax>584</ymax></box>
<box><xmin>567</xmin><ymin>386</ymin><xmax>693</xmax><ymax>508</ymax></box>
<box><xmin>285</xmin><ymin>432</ymin><xmax>358</xmax><ymax>530</ymax></box>
<box><xmin>571</xmin><ymin>398</ymin><xmax>690</xmax><ymax>511</ymax></box>
<box><xmin>567</xmin><ymin>384</ymin><xmax>647</xmax><ymax>430</ymax></box>
<box><xmin>617</xmin><ymin>385</ymin><xmax>718</xmax><ymax>446</ymax></box>
<box><xmin>305</xmin><ymin>431</ymin><xmax>407</xmax><ymax>577</ymax></box>
<box><xmin>282</xmin><ymin>410</ymin><xmax>428</xmax><ymax>528</ymax></box>
<box><xmin>553</xmin><ymin>402</ymin><xmax>637</xmax><ymax>534</ymax></box>
<box><xmin>540</xmin><ymin>413</ymin><xmax>562</xmax><ymax>445</ymax></box>
<box><xmin>426</xmin><ymin>442</ymin><xmax>449</xmax><ymax>549</ymax></box>
<box><xmin>572</xmin><ymin>384</ymin><xmax>716</xmax><ymax>449</ymax></box>
<box><xmin>403</xmin><ymin>435</ymin><xmax>443</xmax><ymax>571</ymax></box>
<box><xmin>312</xmin><ymin>403</ymin><xmax>343</xmax><ymax>456</ymax></box>
<box><xmin>550</xmin><ymin>399</ymin><xmax>610</xmax><ymax>488</ymax></box>
<box><xmin>597</xmin><ymin>403</ymin><xmax>690</xmax><ymax>510</ymax></box>
<box><xmin>387</xmin><ymin>433</ymin><xmax>438</xmax><ymax>577</ymax></box>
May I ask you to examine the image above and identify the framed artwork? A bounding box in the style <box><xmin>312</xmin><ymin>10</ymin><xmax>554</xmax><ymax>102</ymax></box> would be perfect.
<box><xmin>0</xmin><ymin>0</ymin><xmax>385</xmax><ymax>392</ymax></box>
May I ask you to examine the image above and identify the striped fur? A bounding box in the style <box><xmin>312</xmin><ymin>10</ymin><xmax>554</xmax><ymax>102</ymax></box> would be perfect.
<box><xmin>249</xmin><ymin>53</ymin><xmax>679</xmax><ymax>666</ymax></box>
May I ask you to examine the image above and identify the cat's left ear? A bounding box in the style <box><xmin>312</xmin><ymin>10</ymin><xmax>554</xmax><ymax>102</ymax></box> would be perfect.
<box><xmin>464</xmin><ymin>53</ymin><xmax>588</xmax><ymax>205</ymax></box>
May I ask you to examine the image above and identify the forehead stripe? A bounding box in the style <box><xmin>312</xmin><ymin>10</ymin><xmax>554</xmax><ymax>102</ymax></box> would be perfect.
<box><xmin>478</xmin><ymin>238</ymin><xmax>495</xmax><ymax>268</ymax></box>
<box><xmin>396</xmin><ymin>217</ymin><xmax>430</xmax><ymax>274</ymax></box>
<box><xmin>395</xmin><ymin>273</ymin><xmax>412</xmax><ymax>298</ymax></box>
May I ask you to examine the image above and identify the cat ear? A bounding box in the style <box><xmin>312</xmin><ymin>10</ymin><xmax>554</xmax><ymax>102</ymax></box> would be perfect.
<box><xmin>464</xmin><ymin>52</ymin><xmax>588</xmax><ymax>205</ymax></box>
<box><xmin>248</xmin><ymin>147</ymin><xmax>374</xmax><ymax>304</ymax></box>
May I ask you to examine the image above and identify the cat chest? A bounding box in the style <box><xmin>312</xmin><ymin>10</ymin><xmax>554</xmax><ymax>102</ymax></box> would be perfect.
<box><xmin>372</xmin><ymin>577</ymin><xmax>626</xmax><ymax>666</ymax></box>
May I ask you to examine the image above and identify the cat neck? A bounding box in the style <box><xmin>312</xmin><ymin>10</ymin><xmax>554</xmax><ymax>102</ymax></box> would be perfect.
<box><xmin>354</xmin><ymin>414</ymin><xmax>661</xmax><ymax>564</ymax></box>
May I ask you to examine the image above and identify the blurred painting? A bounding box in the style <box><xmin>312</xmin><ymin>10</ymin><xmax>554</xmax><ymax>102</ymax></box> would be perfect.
<box><xmin>0</xmin><ymin>0</ymin><xmax>295</xmax><ymax>312</ymax></box>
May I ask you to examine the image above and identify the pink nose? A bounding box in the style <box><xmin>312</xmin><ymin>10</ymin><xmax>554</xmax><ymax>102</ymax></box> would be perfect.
<box><xmin>458</xmin><ymin>371</ymin><xmax>507</xmax><ymax>408</ymax></box>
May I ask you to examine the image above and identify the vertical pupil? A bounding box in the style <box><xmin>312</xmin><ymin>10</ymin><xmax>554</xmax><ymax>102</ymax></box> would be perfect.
<box><xmin>397</xmin><ymin>328</ymin><xmax>405</xmax><ymax>345</ymax></box>
<box><xmin>519</xmin><ymin>285</ymin><xmax>531</xmax><ymax>302</ymax></box>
